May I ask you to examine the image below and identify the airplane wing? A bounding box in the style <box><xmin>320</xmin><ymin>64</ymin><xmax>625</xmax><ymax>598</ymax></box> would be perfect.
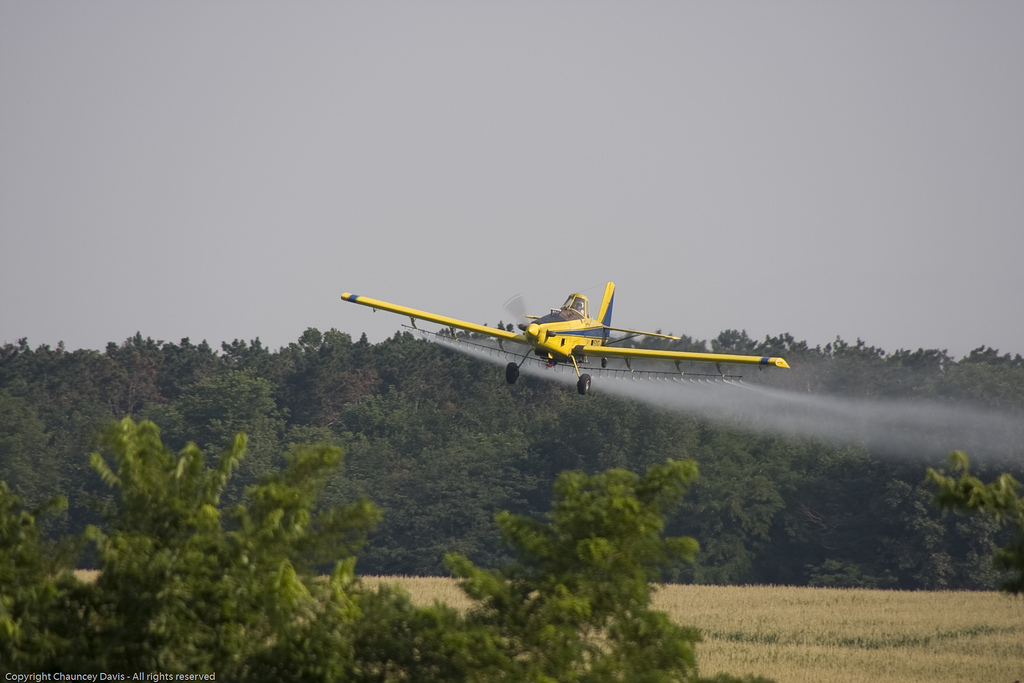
<box><xmin>341</xmin><ymin>292</ymin><xmax>528</xmax><ymax>344</ymax></box>
<box><xmin>582</xmin><ymin>343</ymin><xmax>790</xmax><ymax>369</ymax></box>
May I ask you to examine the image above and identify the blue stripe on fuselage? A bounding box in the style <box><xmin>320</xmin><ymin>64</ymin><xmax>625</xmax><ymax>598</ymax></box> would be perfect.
<box><xmin>546</xmin><ymin>326</ymin><xmax>606</xmax><ymax>339</ymax></box>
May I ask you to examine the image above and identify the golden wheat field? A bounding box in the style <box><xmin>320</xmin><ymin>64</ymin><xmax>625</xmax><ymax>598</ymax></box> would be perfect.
<box><xmin>364</xmin><ymin>576</ymin><xmax>1024</xmax><ymax>683</ymax></box>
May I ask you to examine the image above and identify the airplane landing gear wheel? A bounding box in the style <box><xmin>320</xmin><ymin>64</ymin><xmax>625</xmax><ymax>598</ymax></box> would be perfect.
<box><xmin>577</xmin><ymin>373</ymin><xmax>591</xmax><ymax>395</ymax></box>
<box><xmin>505</xmin><ymin>362</ymin><xmax>520</xmax><ymax>384</ymax></box>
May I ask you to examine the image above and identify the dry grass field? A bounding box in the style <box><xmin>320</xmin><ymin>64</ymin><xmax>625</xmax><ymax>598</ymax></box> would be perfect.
<box><xmin>364</xmin><ymin>576</ymin><xmax>1024</xmax><ymax>683</ymax></box>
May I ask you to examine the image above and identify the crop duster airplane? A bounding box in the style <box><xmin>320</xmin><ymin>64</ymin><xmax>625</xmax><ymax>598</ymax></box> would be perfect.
<box><xmin>341</xmin><ymin>282</ymin><xmax>789</xmax><ymax>395</ymax></box>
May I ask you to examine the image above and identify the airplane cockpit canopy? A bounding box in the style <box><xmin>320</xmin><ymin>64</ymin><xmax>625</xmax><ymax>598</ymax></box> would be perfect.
<box><xmin>561</xmin><ymin>293</ymin><xmax>589</xmax><ymax>319</ymax></box>
<box><xmin>532</xmin><ymin>293</ymin><xmax>590</xmax><ymax>326</ymax></box>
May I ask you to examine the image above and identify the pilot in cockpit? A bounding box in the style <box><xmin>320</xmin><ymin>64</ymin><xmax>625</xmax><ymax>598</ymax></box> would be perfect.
<box><xmin>561</xmin><ymin>294</ymin><xmax>588</xmax><ymax>319</ymax></box>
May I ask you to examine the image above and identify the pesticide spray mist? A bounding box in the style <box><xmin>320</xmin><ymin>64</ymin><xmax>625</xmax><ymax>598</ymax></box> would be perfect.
<box><xmin>426</xmin><ymin>332</ymin><xmax>1024</xmax><ymax>464</ymax></box>
<box><xmin>614</xmin><ymin>379</ymin><xmax>1023</xmax><ymax>463</ymax></box>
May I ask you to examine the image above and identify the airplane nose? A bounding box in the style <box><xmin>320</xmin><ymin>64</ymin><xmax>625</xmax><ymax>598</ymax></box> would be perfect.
<box><xmin>526</xmin><ymin>323</ymin><xmax>542</xmax><ymax>341</ymax></box>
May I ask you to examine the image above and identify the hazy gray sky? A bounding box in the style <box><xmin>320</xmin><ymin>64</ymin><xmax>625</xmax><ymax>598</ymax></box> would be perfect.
<box><xmin>3</xmin><ymin>2</ymin><xmax>1022</xmax><ymax>359</ymax></box>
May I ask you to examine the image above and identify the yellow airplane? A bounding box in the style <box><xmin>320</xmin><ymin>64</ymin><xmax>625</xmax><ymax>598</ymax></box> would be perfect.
<box><xmin>341</xmin><ymin>282</ymin><xmax>789</xmax><ymax>395</ymax></box>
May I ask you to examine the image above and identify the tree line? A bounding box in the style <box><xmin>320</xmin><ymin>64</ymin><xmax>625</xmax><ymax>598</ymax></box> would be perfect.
<box><xmin>1</xmin><ymin>327</ymin><xmax>1023</xmax><ymax>590</ymax></box>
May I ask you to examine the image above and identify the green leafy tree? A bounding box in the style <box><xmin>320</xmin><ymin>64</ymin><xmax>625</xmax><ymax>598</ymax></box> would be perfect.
<box><xmin>927</xmin><ymin>451</ymin><xmax>1024</xmax><ymax>595</ymax></box>
<box><xmin>336</xmin><ymin>389</ymin><xmax>539</xmax><ymax>575</ymax></box>
<box><xmin>276</xmin><ymin>328</ymin><xmax>378</xmax><ymax>429</ymax></box>
<box><xmin>154</xmin><ymin>337</ymin><xmax>221</xmax><ymax>401</ymax></box>
<box><xmin>0</xmin><ymin>387</ymin><xmax>59</xmax><ymax>511</ymax></box>
<box><xmin>156</xmin><ymin>369</ymin><xmax>287</xmax><ymax>504</ymax></box>
<box><xmin>680</xmin><ymin>430</ymin><xmax>788</xmax><ymax>585</ymax></box>
<box><xmin>445</xmin><ymin>459</ymin><xmax>705</xmax><ymax>682</ymax></box>
<box><xmin>0</xmin><ymin>484</ymin><xmax>77</xmax><ymax>671</ymax></box>
<box><xmin>711</xmin><ymin>330</ymin><xmax>758</xmax><ymax>355</ymax></box>
<box><xmin>71</xmin><ymin>418</ymin><xmax>380</xmax><ymax>675</ymax></box>
<box><xmin>941</xmin><ymin>346</ymin><xmax>1024</xmax><ymax>408</ymax></box>
<box><xmin>103</xmin><ymin>333</ymin><xmax>165</xmax><ymax>418</ymax></box>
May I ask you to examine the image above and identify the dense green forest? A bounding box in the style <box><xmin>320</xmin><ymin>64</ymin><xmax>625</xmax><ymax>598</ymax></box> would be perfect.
<box><xmin>2</xmin><ymin>327</ymin><xmax>1023</xmax><ymax>590</ymax></box>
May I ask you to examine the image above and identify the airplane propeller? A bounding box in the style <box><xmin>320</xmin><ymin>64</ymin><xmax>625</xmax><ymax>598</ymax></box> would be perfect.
<box><xmin>503</xmin><ymin>293</ymin><xmax>532</xmax><ymax>331</ymax></box>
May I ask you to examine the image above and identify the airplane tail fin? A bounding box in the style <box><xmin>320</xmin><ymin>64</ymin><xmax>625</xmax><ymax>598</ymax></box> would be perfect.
<box><xmin>597</xmin><ymin>282</ymin><xmax>615</xmax><ymax>335</ymax></box>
